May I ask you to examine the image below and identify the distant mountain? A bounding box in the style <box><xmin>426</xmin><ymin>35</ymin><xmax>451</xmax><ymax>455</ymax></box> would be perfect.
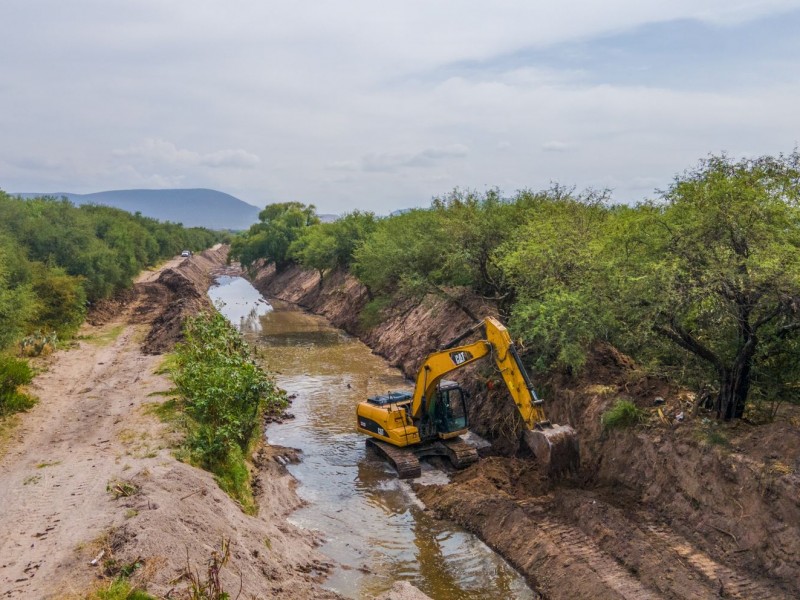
<box><xmin>14</xmin><ymin>188</ymin><xmax>261</xmax><ymax>230</ymax></box>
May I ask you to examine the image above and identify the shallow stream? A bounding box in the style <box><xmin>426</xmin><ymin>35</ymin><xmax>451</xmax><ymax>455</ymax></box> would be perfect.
<box><xmin>209</xmin><ymin>277</ymin><xmax>535</xmax><ymax>600</ymax></box>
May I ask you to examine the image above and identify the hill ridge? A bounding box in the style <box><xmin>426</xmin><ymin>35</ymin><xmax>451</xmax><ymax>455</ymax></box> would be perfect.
<box><xmin>14</xmin><ymin>188</ymin><xmax>261</xmax><ymax>230</ymax></box>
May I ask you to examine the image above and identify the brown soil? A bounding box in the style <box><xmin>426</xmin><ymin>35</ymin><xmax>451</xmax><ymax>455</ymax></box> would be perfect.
<box><xmin>251</xmin><ymin>262</ymin><xmax>800</xmax><ymax>600</ymax></box>
<box><xmin>0</xmin><ymin>248</ymin><xmax>343</xmax><ymax>599</ymax></box>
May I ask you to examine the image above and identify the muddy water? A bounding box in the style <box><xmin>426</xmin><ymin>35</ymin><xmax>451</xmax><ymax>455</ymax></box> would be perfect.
<box><xmin>211</xmin><ymin>277</ymin><xmax>536</xmax><ymax>600</ymax></box>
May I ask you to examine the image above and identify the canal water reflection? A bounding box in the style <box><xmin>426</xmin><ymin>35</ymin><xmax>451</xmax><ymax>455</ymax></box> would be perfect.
<box><xmin>211</xmin><ymin>277</ymin><xmax>535</xmax><ymax>600</ymax></box>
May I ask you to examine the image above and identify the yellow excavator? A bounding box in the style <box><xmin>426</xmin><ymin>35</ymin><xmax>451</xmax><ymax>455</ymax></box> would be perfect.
<box><xmin>356</xmin><ymin>317</ymin><xmax>579</xmax><ymax>478</ymax></box>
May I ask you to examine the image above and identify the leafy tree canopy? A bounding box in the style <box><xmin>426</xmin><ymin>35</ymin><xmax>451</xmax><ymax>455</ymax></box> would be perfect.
<box><xmin>614</xmin><ymin>153</ymin><xmax>800</xmax><ymax>419</ymax></box>
<box><xmin>230</xmin><ymin>202</ymin><xmax>319</xmax><ymax>271</ymax></box>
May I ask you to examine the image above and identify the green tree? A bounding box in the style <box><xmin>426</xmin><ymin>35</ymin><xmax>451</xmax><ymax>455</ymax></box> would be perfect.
<box><xmin>0</xmin><ymin>236</ymin><xmax>37</xmax><ymax>349</ymax></box>
<box><xmin>290</xmin><ymin>211</ymin><xmax>377</xmax><ymax>278</ymax></box>
<box><xmin>430</xmin><ymin>187</ymin><xmax>529</xmax><ymax>312</ymax></box>
<box><xmin>231</xmin><ymin>202</ymin><xmax>319</xmax><ymax>270</ymax></box>
<box><xmin>617</xmin><ymin>153</ymin><xmax>800</xmax><ymax>420</ymax></box>
<box><xmin>498</xmin><ymin>189</ymin><xmax>614</xmax><ymax>371</ymax></box>
<box><xmin>28</xmin><ymin>263</ymin><xmax>87</xmax><ymax>336</ymax></box>
<box><xmin>352</xmin><ymin>208</ymin><xmax>453</xmax><ymax>294</ymax></box>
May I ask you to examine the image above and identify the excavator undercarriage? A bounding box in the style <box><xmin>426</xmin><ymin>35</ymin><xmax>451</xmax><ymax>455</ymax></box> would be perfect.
<box><xmin>366</xmin><ymin>437</ymin><xmax>479</xmax><ymax>479</ymax></box>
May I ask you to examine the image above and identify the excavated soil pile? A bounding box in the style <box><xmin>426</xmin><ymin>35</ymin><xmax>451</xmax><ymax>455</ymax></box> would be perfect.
<box><xmin>0</xmin><ymin>248</ymin><xmax>344</xmax><ymax>600</ymax></box>
<box><xmin>251</xmin><ymin>262</ymin><xmax>800</xmax><ymax>600</ymax></box>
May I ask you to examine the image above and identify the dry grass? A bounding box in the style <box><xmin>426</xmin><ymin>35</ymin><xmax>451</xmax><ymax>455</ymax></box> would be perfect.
<box><xmin>584</xmin><ymin>384</ymin><xmax>617</xmax><ymax>398</ymax></box>
<box><xmin>107</xmin><ymin>479</ymin><xmax>140</xmax><ymax>499</ymax></box>
<box><xmin>0</xmin><ymin>413</ymin><xmax>21</xmax><ymax>461</ymax></box>
<box><xmin>81</xmin><ymin>324</ymin><xmax>126</xmax><ymax>347</ymax></box>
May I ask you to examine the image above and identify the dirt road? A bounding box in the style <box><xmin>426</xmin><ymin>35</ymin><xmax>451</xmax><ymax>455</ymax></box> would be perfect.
<box><xmin>0</xmin><ymin>316</ymin><xmax>168</xmax><ymax>596</ymax></box>
<box><xmin>0</xmin><ymin>249</ymin><xmax>344</xmax><ymax>599</ymax></box>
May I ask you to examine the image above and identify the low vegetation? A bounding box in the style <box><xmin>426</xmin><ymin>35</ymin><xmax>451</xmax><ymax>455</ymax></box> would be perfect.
<box><xmin>601</xmin><ymin>400</ymin><xmax>645</xmax><ymax>430</ymax></box>
<box><xmin>0</xmin><ymin>355</ymin><xmax>35</xmax><ymax>416</ymax></box>
<box><xmin>232</xmin><ymin>152</ymin><xmax>800</xmax><ymax>422</ymax></box>
<box><xmin>171</xmin><ymin>312</ymin><xmax>287</xmax><ymax>512</ymax></box>
<box><xmin>85</xmin><ymin>579</ymin><xmax>155</xmax><ymax>600</ymax></box>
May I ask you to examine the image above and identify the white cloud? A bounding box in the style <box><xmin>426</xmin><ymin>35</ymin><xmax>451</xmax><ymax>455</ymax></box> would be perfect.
<box><xmin>541</xmin><ymin>141</ymin><xmax>574</xmax><ymax>153</ymax></box>
<box><xmin>329</xmin><ymin>145</ymin><xmax>470</xmax><ymax>173</ymax></box>
<box><xmin>113</xmin><ymin>139</ymin><xmax>259</xmax><ymax>169</ymax></box>
<box><xmin>1</xmin><ymin>1</ymin><xmax>800</xmax><ymax>209</ymax></box>
<box><xmin>200</xmin><ymin>149</ymin><xmax>261</xmax><ymax>169</ymax></box>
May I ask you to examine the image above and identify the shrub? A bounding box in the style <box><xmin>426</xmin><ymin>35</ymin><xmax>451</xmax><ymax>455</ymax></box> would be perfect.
<box><xmin>359</xmin><ymin>297</ymin><xmax>391</xmax><ymax>330</ymax></box>
<box><xmin>19</xmin><ymin>331</ymin><xmax>58</xmax><ymax>357</ymax></box>
<box><xmin>601</xmin><ymin>399</ymin><xmax>644</xmax><ymax>430</ymax></box>
<box><xmin>172</xmin><ymin>312</ymin><xmax>286</xmax><ymax>511</ymax></box>
<box><xmin>88</xmin><ymin>578</ymin><xmax>155</xmax><ymax>600</ymax></box>
<box><xmin>0</xmin><ymin>354</ymin><xmax>35</xmax><ymax>415</ymax></box>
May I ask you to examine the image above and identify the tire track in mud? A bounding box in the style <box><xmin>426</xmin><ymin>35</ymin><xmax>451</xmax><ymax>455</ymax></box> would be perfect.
<box><xmin>643</xmin><ymin>523</ymin><xmax>787</xmax><ymax>600</ymax></box>
<box><xmin>0</xmin><ymin>256</ymin><xmax>192</xmax><ymax>598</ymax></box>
<box><xmin>419</xmin><ymin>468</ymin><xmax>793</xmax><ymax>600</ymax></box>
<box><xmin>517</xmin><ymin>491</ymin><xmax>791</xmax><ymax>600</ymax></box>
<box><xmin>515</xmin><ymin>498</ymin><xmax>662</xmax><ymax>600</ymax></box>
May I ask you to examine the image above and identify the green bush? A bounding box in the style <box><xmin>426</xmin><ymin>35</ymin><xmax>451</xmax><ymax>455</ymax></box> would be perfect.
<box><xmin>172</xmin><ymin>312</ymin><xmax>286</xmax><ymax>511</ymax></box>
<box><xmin>90</xmin><ymin>579</ymin><xmax>155</xmax><ymax>600</ymax></box>
<box><xmin>359</xmin><ymin>297</ymin><xmax>391</xmax><ymax>330</ymax></box>
<box><xmin>0</xmin><ymin>354</ymin><xmax>35</xmax><ymax>415</ymax></box>
<box><xmin>601</xmin><ymin>399</ymin><xmax>644</xmax><ymax>430</ymax></box>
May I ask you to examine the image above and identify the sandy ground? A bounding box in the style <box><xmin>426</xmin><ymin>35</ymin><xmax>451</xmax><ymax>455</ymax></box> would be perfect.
<box><xmin>0</xmin><ymin>250</ymin><xmax>348</xmax><ymax>599</ymax></box>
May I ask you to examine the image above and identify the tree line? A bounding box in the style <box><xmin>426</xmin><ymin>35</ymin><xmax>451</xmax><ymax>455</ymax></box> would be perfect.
<box><xmin>230</xmin><ymin>153</ymin><xmax>800</xmax><ymax>422</ymax></box>
<box><xmin>0</xmin><ymin>191</ymin><xmax>223</xmax><ymax>414</ymax></box>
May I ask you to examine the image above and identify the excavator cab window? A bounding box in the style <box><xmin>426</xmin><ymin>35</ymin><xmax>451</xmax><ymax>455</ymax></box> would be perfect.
<box><xmin>435</xmin><ymin>387</ymin><xmax>468</xmax><ymax>433</ymax></box>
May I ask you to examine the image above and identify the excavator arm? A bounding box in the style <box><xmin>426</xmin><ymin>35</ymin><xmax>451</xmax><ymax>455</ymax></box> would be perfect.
<box><xmin>483</xmin><ymin>317</ymin><xmax>548</xmax><ymax>428</ymax></box>
<box><xmin>409</xmin><ymin>339</ymin><xmax>492</xmax><ymax>420</ymax></box>
<box><xmin>443</xmin><ymin>317</ymin><xmax>580</xmax><ymax>476</ymax></box>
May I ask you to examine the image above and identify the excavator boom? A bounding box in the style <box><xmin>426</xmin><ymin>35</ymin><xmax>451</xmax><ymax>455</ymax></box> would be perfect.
<box><xmin>480</xmin><ymin>317</ymin><xmax>579</xmax><ymax>476</ymax></box>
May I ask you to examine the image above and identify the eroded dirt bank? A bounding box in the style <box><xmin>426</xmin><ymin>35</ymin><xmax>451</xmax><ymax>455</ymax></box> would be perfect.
<box><xmin>0</xmin><ymin>248</ymin><xmax>344</xmax><ymax>599</ymax></box>
<box><xmin>251</xmin><ymin>262</ymin><xmax>800</xmax><ymax>599</ymax></box>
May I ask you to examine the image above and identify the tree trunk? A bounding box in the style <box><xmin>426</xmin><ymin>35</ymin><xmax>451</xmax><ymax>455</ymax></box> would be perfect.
<box><xmin>715</xmin><ymin>340</ymin><xmax>756</xmax><ymax>421</ymax></box>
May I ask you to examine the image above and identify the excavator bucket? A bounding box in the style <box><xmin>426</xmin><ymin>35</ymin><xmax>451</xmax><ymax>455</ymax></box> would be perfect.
<box><xmin>523</xmin><ymin>423</ymin><xmax>580</xmax><ymax>478</ymax></box>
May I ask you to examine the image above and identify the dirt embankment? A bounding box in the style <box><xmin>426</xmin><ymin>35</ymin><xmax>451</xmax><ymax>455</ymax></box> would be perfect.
<box><xmin>251</xmin><ymin>262</ymin><xmax>800</xmax><ymax>600</ymax></box>
<box><xmin>0</xmin><ymin>248</ymin><xmax>343</xmax><ymax>599</ymax></box>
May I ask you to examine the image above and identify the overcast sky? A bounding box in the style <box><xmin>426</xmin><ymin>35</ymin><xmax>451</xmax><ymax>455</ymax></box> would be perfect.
<box><xmin>2</xmin><ymin>1</ymin><xmax>800</xmax><ymax>213</ymax></box>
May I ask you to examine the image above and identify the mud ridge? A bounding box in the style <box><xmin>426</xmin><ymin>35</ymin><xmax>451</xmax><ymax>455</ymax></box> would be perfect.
<box><xmin>249</xmin><ymin>262</ymin><xmax>800</xmax><ymax>599</ymax></box>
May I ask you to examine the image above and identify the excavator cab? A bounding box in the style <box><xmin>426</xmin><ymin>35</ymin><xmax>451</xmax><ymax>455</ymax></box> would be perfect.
<box><xmin>432</xmin><ymin>381</ymin><xmax>468</xmax><ymax>437</ymax></box>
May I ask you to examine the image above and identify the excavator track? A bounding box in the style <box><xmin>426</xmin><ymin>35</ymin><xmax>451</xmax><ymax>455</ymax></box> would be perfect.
<box><xmin>366</xmin><ymin>437</ymin><xmax>479</xmax><ymax>478</ymax></box>
<box><xmin>365</xmin><ymin>439</ymin><xmax>421</xmax><ymax>479</ymax></box>
<box><xmin>437</xmin><ymin>438</ymin><xmax>479</xmax><ymax>469</ymax></box>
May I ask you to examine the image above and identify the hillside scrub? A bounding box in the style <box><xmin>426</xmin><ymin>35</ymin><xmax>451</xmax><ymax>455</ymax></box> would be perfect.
<box><xmin>171</xmin><ymin>311</ymin><xmax>287</xmax><ymax>512</ymax></box>
<box><xmin>0</xmin><ymin>191</ymin><xmax>224</xmax><ymax>417</ymax></box>
<box><xmin>288</xmin><ymin>210</ymin><xmax>376</xmax><ymax>280</ymax></box>
<box><xmin>600</xmin><ymin>399</ymin><xmax>645</xmax><ymax>430</ymax></box>
<box><xmin>233</xmin><ymin>152</ymin><xmax>800</xmax><ymax>421</ymax></box>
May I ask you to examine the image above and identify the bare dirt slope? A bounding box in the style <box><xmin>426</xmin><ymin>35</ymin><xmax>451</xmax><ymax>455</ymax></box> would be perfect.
<box><xmin>251</xmin><ymin>262</ymin><xmax>800</xmax><ymax>600</ymax></box>
<box><xmin>0</xmin><ymin>249</ymin><xmax>342</xmax><ymax>599</ymax></box>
